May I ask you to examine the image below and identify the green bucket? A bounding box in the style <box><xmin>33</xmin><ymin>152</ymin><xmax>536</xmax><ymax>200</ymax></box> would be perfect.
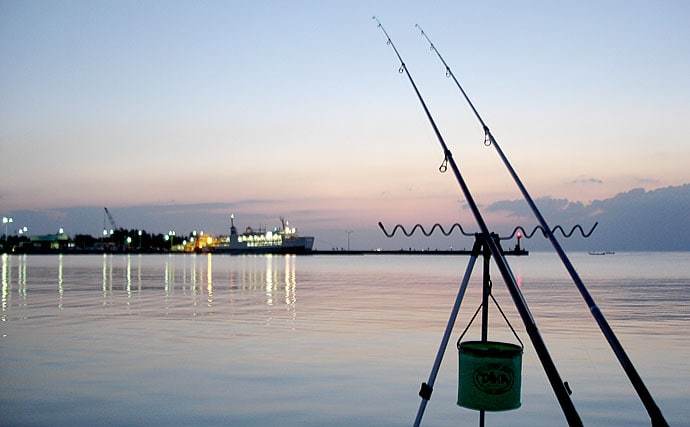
<box><xmin>457</xmin><ymin>340</ymin><xmax>522</xmax><ymax>411</ymax></box>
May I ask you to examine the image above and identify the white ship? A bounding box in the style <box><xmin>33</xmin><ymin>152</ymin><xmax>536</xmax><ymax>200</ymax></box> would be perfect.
<box><xmin>213</xmin><ymin>215</ymin><xmax>314</xmax><ymax>254</ymax></box>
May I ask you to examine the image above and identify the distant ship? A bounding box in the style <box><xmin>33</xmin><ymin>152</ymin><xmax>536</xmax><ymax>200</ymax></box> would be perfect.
<box><xmin>213</xmin><ymin>215</ymin><xmax>314</xmax><ymax>254</ymax></box>
<box><xmin>588</xmin><ymin>251</ymin><xmax>616</xmax><ymax>255</ymax></box>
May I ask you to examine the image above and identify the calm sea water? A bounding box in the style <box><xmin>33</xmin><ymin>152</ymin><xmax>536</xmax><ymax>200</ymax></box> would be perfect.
<box><xmin>1</xmin><ymin>252</ymin><xmax>689</xmax><ymax>426</ymax></box>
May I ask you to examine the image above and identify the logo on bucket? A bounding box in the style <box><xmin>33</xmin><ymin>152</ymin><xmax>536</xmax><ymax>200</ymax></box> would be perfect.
<box><xmin>473</xmin><ymin>363</ymin><xmax>514</xmax><ymax>395</ymax></box>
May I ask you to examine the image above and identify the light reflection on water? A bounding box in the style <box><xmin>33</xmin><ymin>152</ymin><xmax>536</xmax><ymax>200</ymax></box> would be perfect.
<box><xmin>0</xmin><ymin>253</ymin><xmax>688</xmax><ymax>427</ymax></box>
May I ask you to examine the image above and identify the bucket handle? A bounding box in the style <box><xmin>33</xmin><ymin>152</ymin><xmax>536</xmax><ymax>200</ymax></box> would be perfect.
<box><xmin>489</xmin><ymin>293</ymin><xmax>524</xmax><ymax>350</ymax></box>
<box><xmin>456</xmin><ymin>293</ymin><xmax>524</xmax><ymax>350</ymax></box>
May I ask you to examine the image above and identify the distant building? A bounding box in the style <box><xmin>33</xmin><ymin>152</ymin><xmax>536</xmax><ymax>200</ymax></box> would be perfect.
<box><xmin>28</xmin><ymin>232</ymin><xmax>72</xmax><ymax>250</ymax></box>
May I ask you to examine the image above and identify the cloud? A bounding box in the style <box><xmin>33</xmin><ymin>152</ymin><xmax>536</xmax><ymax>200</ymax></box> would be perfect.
<box><xmin>486</xmin><ymin>184</ymin><xmax>690</xmax><ymax>250</ymax></box>
<box><xmin>487</xmin><ymin>197</ymin><xmax>587</xmax><ymax>220</ymax></box>
<box><xmin>569</xmin><ymin>176</ymin><xmax>604</xmax><ymax>185</ymax></box>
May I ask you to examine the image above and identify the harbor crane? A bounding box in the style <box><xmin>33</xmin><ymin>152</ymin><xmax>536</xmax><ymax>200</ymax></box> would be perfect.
<box><xmin>103</xmin><ymin>207</ymin><xmax>117</xmax><ymax>236</ymax></box>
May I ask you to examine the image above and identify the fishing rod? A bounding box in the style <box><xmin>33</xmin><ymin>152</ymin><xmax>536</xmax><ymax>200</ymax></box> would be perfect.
<box><xmin>372</xmin><ymin>17</ymin><xmax>582</xmax><ymax>427</ymax></box>
<box><xmin>415</xmin><ymin>24</ymin><xmax>668</xmax><ymax>427</ymax></box>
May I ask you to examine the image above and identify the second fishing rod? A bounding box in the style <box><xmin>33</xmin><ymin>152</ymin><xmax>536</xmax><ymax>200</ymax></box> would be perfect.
<box><xmin>415</xmin><ymin>24</ymin><xmax>667</xmax><ymax>427</ymax></box>
<box><xmin>372</xmin><ymin>17</ymin><xmax>582</xmax><ymax>427</ymax></box>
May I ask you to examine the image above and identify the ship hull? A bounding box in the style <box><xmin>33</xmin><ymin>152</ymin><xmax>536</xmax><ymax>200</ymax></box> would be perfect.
<box><xmin>212</xmin><ymin>237</ymin><xmax>314</xmax><ymax>255</ymax></box>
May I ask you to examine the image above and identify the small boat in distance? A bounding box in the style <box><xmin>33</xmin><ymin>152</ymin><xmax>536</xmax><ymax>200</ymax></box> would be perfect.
<box><xmin>588</xmin><ymin>251</ymin><xmax>616</xmax><ymax>255</ymax></box>
<box><xmin>212</xmin><ymin>215</ymin><xmax>314</xmax><ymax>254</ymax></box>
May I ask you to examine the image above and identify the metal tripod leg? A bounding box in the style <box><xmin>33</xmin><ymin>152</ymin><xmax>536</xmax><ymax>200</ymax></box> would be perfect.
<box><xmin>413</xmin><ymin>249</ymin><xmax>479</xmax><ymax>427</ymax></box>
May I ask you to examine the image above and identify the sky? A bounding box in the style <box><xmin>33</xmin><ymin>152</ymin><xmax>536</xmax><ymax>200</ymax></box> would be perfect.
<box><xmin>1</xmin><ymin>1</ymin><xmax>689</xmax><ymax>246</ymax></box>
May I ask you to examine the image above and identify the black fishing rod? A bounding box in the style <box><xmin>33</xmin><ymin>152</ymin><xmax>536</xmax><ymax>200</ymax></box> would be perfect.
<box><xmin>372</xmin><ymin>17</ymin><xmax>582</xmax><ymax>427</ymax></box>
<box><xmin>415</xmin><ymin>24</ymin><xmax>668</xmax><ymax>427</ymax></box>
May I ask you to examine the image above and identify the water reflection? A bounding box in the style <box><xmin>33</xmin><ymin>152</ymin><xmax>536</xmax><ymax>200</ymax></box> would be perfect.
<box><xmin>285</xmin><ymin>255</ymin><xmax>296</xmax><ymax>308</ymax></box>
<box><xmin>285</xmin><ymin>255</ymin><xmax>297</xmax><ymax>322</ymax></box>
<box><xmin>19</xmin><ymin>255</ymin><xmax>27</xmax><ymax>299</ymax></box>
<box><xmin>191</xmin><ymin>254</ymin><xmax>197</xmax><ymax>287</ymax></box>
<box><xmin>207</xmin><ymin>254</ymin><xmax>213</xmax><ymax>307</ymax></box>
<box><xmin>1</xmin><ymin>254</ymin><xmax>9</xmax><ymax>319</ymax></box>
<box><xmin>4</xmin><ymin>254</ymin><xmax>301</xmax><ymax>317</ymax></box>
<box><xmin>102</xmin><ymin>254</ymin><xmax>107</xmax><ymax>303</ymax></box>
<box><xmin>57</xmin><ymin>254</ymin><xmax>63</xmax><ymax>310</ymax></box>
<box><xmin>126</xmin><ymin>255</ymin><xmax>132</xmax><ymax>299</ymax></box>
<box><xmin>265</xmin><ymin>254</ymin><xmax>274</xmax><ymax>306</ymax></box>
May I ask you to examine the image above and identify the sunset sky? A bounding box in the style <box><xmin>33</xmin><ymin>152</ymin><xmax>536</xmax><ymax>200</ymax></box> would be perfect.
<box><xmin>1</xmin><ymin>1</ymin><xmax>689</xmax><ymax>242</ymax></box>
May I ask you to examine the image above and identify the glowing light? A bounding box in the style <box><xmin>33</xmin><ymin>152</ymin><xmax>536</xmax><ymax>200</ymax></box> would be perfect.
<box><xmin>126</xmin><ymin>236</ymin><xmax>132</xmax><ymax>244</ymax></box>
<box><xmin>58</xmin><ymin>227</ymin><xmax>64</xmax><ymax>234</ymax></box>
<box><xmin>206</xmin><ymin>236</ymin><xmax>213</xmax><ymax>245</ymax></box>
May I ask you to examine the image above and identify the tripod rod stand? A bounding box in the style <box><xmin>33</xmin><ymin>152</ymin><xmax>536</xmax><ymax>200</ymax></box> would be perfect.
<box><xmin>414</xmin><ymin>233</ymin><xmax>576</xmax><ymax>426</ymax></box>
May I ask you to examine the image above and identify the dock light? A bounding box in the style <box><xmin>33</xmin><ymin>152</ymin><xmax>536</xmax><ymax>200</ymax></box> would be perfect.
<box><xmin>190</xmin><ymin>237</ymin><xmax>195</xmax><ymax>243</ymax></box>
<box><xmin>137</xmin><ymin>230</ymin><xmax>142</xmax><ymax>236</ymax></box>
<box><xmin>200</xmin><ymin>230</ymin><xmax>204</xmax><ymax>236</ymax></box>
<box><xmin>192</xmin><ymin>230</ymin><xmax>197</xmax><ymax>236</ymax></box>
<box><xmin>166</xmin><ymin>230</ymin><xmax>175</xmax><ymax>250</ymax></box>
<box><xmin>18</xmin><ymin>229</ymin><xmax>23</xmax><ymax>235</ymax></box>
<box><xmin>109</xmin><ymin>229</ymin><xmax>114</xmax><ymax>235</ymax></box>
<box><xmin>164</xmin><ymin>235</ymin><xmax>169</xmax><ymax>241</ymax></box>
<box><xmin>58</xmin><ymin>227</ymin><xmax>64</xmax><ymax>234</ymax></box>
<box><xmin>103</xmin><ymin>229</ymin><xmax>108</xmax><ymax>236</ymax></box>
<box><xmin>2</xmin><ymin>216</ymin><xmax>13</xmax><ymax>240</ymax></box>
<box><xmin>126</xmin><ymin>237</ymin><xmax>132</xmax><ymax>244</ymax></box>
<box><xmin>206</xmin><ymin>236</ymin><xmax>213</xmax><ymax>245</ymax></box>
<box><xmin>183</xmin><ymin>240</ymin><xmax>187</xmax><ymax>245</ymax></box>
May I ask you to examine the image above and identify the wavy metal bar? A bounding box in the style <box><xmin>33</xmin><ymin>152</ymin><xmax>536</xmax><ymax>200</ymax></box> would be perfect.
<box><xmin>378</xmin><ymin>221</ymin><xmax>597</xmax><ymax>240</ymax></box>
<box><xmin>499</xmin><ymin>222</ymin><xmax>598</xmax><ymax>241</ymax></box>
<box><xmin>377</xmin><ymin>221</ymin><xmax>475</xmax><ymax>238</ymax></box>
